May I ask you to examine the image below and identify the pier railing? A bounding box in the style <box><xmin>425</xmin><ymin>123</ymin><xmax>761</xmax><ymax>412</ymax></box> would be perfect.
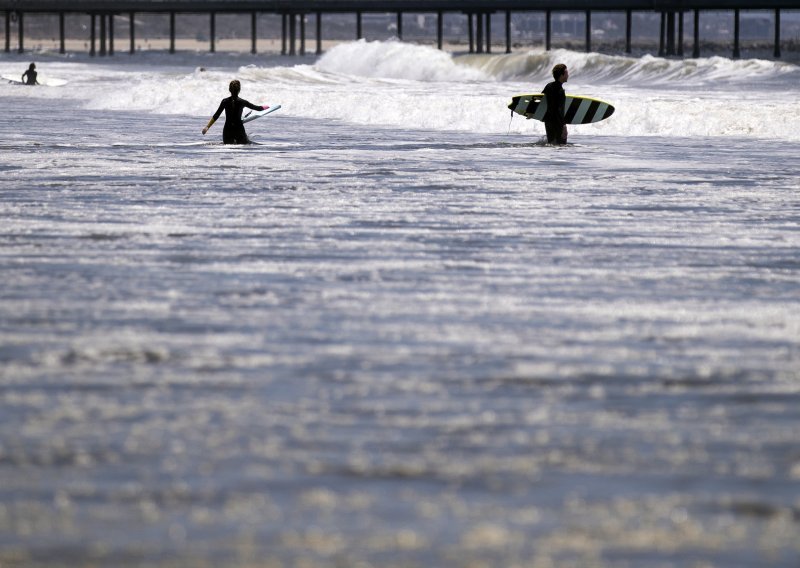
<box><xmin>2</xmin><ymin>1</ymin><xmax>798</xmax><ymax>59</ymax></box>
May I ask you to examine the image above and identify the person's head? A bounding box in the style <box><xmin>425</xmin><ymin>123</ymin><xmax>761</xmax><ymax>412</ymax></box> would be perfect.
<box><xmin>552</xmin><ymin>63</ymin><xmax>568</xmax><ymax>83</ymax></box>
<box><xmin>229</xmin><ymin>79</ymin><xmax>241</xmax><ymax>96</ymax></box>
<box><xmin>28</xmin><ymin>63</ymin><xmax>36</xmax><ymax>71</ymax></box>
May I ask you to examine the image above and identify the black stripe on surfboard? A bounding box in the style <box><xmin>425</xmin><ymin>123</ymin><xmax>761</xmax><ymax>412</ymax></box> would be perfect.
<box><xmin>520</xmin><ymin>97</ymin><xmax>537</xmax><ymax>117</ymax></box>
<box><xmin>511</xmin><ymin>96</ymin><xmax>529</xmax><ymax>114</ymax></box>
<box><xmin>563</xmin><ymin>98</ymin><xmax>580</xmax><ymax>123</ymax></box>
<box><xmin>602</xmin><ymin>105</ymin><xmax>615</xmax><ymax>120</ymax></box>
<box><xmin>530</xmin><ymin>97</ymin><xmax>543</xmax><ymax>116</ymax></box>
<box><xmin>583</xmin><ymin>100</ymin><xmax>601</xmax><ymax>124</ymax></box>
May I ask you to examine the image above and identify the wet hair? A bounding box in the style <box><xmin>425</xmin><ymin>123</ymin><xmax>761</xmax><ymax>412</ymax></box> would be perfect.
<box><xmin>552</xmin><ymin>64</ymin><xmax>567</xmax><ymax>81</ymax></box>
<box><xmin>229</xmin><ymin>79</ymin><xmax>241</xmax><ymax>96</ymax></box>
<box><xmin>29</xmin><ymin>63</ymin><xmax>36</xmax><ymax>70</ymax></box>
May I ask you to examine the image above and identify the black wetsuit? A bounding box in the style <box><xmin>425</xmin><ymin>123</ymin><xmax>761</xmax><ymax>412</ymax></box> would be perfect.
<box><xmin>22</xmin><ymin>70</ymin><xmax>37</xmax><ymax>85</ymax></box>
<box><xmin>542</xmin><ymin>80</ymin><xmax>566</xmax><ymax>144</ymax></box>
<box><xmin>211</xmin><ymin>96</ymin><xmax>262</xmax><ymax>144</ymax></box>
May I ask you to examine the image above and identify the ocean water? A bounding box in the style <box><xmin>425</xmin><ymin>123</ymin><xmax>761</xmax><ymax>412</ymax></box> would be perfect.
<box><xmin>1</xmin><ymin>42</ymin><xmax>799</xmax><ymax>567</ymax></box>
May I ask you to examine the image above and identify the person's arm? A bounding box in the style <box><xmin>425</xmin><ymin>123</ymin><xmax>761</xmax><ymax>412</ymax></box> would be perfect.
<box><xmin>242</xmin><ymin>99</ymin><xmax>268</xmax><ymax>112</ymax></box>
<box><xmin>543</xmin><ymin>82</ymin><xmax>562</xmax><ymax>125</ymax></box>
<box><xmin>558</xmin><ymin>89</ymin><xmax>568</xmax><ymax>142</ymax></box>
<box><xmin>556</xmin><ymin>90</ymin><xmax>567</xmax><ymax>128</ymax></box>
<box><xmin>202</xmin><ymin>101</ymin><xmax>225</xmax><ymax>134</ymax></box>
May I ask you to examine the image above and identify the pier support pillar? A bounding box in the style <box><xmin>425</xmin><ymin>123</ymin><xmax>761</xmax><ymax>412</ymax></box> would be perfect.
<box><xmin>109</xmin><ymin>14</ymin><xmax>114</xmax><ymax>55</ymax></box>
<box><xmin>658</xmin><ymin>12</ymin><xmax>665</xmax><ymax>57</ymax></box>
<box><xmin>678</xmin><ymin>11</ymin><xmax>684</xmax><ymax>57</ymax></box>
<box><xmin>4</xmin><ymin>12</ymin><xmax>9</xmax><ymax>53</ymax></box>
<box><xmin>210</xmin><ymin>12</ymin><xmax>215</xmax><ymax>53</ymax></box>
<box><xmin>693</xmin><ymin>9</ymin><xmax>700</xmax><ymax>58</ymax></box>
<box><xmin>300</xmin><ymin>14</ymin><xmax>306</xmax><ymax>56</ymax></box>
<box><xmin>100</xmin><ymin>14</ymin><xmax>106</xmax><ymax>56</ymax></box>
<box><xmin>666</xmin><ymin>11</ymin><xmax>675</xmax><ymax>55</ymax></box>
<box><xmin>59</xmin><ymin>12</ymin><xmax>65</xmax><ymax>54</ymax></box>
<box><xmin>625</xmin><ymin>9</ymin><xmax>632</xmax><ymax>54</ymax></box>
<box><xmin>733</xmin><ymin>9</ymin><xmax>740</xmax><ymax>59</ymax></box>
<box><xmin>356</xmin><ymin>12</ymin><xmax>362</xmax><ymax>40</ymax></box>
<box><xmin>169</xmin><ymin>12</ymin><xmax>175</xmax><ymax>53</ymax></box>
<box><xmin>505</xmin><ymin>10</ymin><xmax>511</xmax><ymax>54</ymax></box>
<box><xmin>397</xmin><ymin>12</ymin><xmax>402</xmax><ymax>40</ymax></box>
<box><xmin>774</xmin><ymin>9</ymin><xmax>781</xmax><ymax>58</ymax></box>
<box><xmin>437</xmin><ymin>12</ymin><xmax>443</xmax><ymax>50</ymax></box>
<box><xmin>585</xmin><ymin>10</ymin><xmax>591</xmax><ymax>53</ymax></box>
<box><xmin>316</xmin><ymin>12</ymin><xmax>322</xmax><ymax>55</ymax></box>
<box><xmin>545</xmin><ymin>10</ymin><xmax>551</xmax><ymax>51</ymax></box>
<box><xmin>251</xmin><ymin>12</ymin><xmax>256</xmax><ymax>54</ymax></box>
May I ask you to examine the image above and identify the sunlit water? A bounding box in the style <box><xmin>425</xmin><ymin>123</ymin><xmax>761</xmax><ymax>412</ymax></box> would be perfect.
<box><xmin>1</xmin><ymin>43</ymin><xmax>799</xmax><ymax>567</ymax></box>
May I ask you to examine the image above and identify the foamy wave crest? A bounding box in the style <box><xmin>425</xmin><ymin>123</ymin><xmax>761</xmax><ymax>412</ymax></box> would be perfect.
<box><xmin>457</xmin><ymin>48</ymin><xmax>800</xmax><ymax>85</ymax></box>
<box><xmin>235</xmin><ymin>63</ymin><xmax>345</xmax><ymax>86</ymax></box>
<box><xmin>10</xmin><ymin>51</ymin><xmax>798</xmax><ymax>140</ymax></box>
<box><xmin>315</xmin><ymin>39</ymin><xmax>490</xmax><ymax>82</ymax></box>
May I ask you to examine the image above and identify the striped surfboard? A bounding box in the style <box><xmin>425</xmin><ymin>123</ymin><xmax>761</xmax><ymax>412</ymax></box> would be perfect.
<box><xmin>508</xmin><ymin>94</ymin><xmax>615</xmax><ymax>125</ymax></box>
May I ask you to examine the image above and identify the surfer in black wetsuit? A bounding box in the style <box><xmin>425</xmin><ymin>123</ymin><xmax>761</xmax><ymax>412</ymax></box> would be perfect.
<box><xmin>202</xmin><ymin>80</ymin><xmax>267</xmax><ymax>144</ymax></box>
<box><xmin>542</xmin><ymin>63</ymin><xmax>568</xmax><ymax>145</ymax></box>
<box><xmin>21</xmin><ymin>63</ymin><xmax>39</xmax><ymax>85</ymax></box>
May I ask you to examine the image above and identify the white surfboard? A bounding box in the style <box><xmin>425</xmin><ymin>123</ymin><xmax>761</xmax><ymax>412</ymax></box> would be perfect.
<box><xmin>242</xmin><ymin>105</ymin><xmax>282</xmax><ymax>124</ymax></box>
<box><xmin>2</xmin><ymin>74</ymin><xmax>68</xmax><ymax>87</ymax></box>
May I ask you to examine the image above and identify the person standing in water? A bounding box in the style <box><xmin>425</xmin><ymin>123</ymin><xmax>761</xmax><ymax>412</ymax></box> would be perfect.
<box><xmin>542</xmin><ymin>63</ymin><xmax>569</xmax><ymax>145</ymax></box>
<box><xmin>202</xmin><ymin>80</ymin><xmax>267</xmax><ymax>144</ymax></box>
<box><xmin>21</xmin><ymin>63</ymin><xmax>39</xmax><ymax>85</ymax></box>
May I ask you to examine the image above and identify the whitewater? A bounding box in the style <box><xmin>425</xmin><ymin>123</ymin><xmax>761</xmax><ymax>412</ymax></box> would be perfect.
<box><xmin>1</xmin><ymin>41</ymin><xmax>799</xmax><ymax>567</ymax></box>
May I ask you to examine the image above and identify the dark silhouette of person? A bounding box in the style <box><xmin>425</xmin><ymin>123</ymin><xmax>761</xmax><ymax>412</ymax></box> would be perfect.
<box><xmin>543</xmin><ymin>64</ymin><xmax>569</xmax><ymax>145</ymax></box>
<box><xmin>22</xmin><ymin>63</ymin><xmax>39</xmax><ymax>85</ymax></box>
<box><xmin>202</xmin><ymin>80</ymin><xmax>267</xmax><ymax>144</ymax></box>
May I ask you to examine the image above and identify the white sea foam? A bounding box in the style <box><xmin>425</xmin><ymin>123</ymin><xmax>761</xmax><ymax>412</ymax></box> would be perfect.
<box><xmin>2</xmin><ymin>41</ymin><xmax>798</xmax><ymax>140</ymax></box>
<box><xmin>315</xmin><ymin>39</ymin><xmax>490</xmax><ymax>82</ymax></box>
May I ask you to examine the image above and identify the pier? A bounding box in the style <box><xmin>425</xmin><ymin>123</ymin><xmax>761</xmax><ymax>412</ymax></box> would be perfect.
<box><xmin>2</xmin><ymin>1</ymin><xmax>798</xmax><ymax>59</ymax></box>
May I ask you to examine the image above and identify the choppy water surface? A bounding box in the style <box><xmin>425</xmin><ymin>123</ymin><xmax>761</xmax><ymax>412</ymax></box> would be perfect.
<box><xmin>1</xmin><ymin>45</ymin><xmax>800</xmax><ymax>567</ymax></box>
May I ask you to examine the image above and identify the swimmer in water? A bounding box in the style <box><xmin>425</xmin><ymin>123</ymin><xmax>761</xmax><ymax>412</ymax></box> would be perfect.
<box><xmin>202</xmin><ymin>80</ymin><xmax>268</xmax><ymax>144</ymax></box>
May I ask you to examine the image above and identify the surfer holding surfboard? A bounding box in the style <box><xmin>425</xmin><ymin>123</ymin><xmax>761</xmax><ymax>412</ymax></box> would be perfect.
<box><xmin>202</xmin><ymin>80</ymin><xmax>268</xmax><ymax>144</ymax></box>
<box><xmin>507</xmin><ymin>67</ymin><xmax>614</xmax><ymax>142</ymax></box>
<box><xmin>543</xmin><ymin>64</ymin><xmax>569</xmax><ymax>145</ymax></box>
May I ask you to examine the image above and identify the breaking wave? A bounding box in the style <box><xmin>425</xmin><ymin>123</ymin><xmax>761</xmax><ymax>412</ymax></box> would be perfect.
<box><xmin>3</xmin><ymin>40</ymin><xmax>798</xmax><ymax>139</ymax></box>
<box><xmin>457</xmin><ymin>47</ymin><xmax>799</xmax><ymax>85</ymax></box>
<box><xmin>315</xmin><ymin>39</ymin><xmax>490</xmax><ymax>82</ymax></box>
